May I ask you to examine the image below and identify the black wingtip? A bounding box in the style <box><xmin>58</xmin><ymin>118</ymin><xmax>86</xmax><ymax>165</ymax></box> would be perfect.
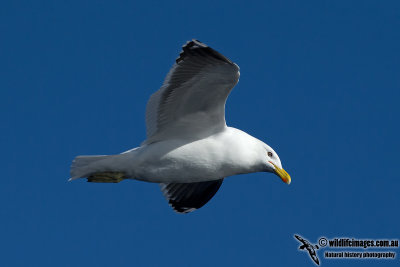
<box><xmin>176</xmin><ymin>39</ymin><xmax>234</xmax><ymax>65</ymax></box>
<box><xmin>161</xmin><ymin>179</ymin><xmax>224</xmax><ymax>214</ymax></box>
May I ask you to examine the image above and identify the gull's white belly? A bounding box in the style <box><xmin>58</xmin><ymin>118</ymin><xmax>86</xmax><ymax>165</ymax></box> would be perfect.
<box><xmin>129</xmin><ymin>128</ymin><xmax>261</xmax><ymax>183</ymax></box>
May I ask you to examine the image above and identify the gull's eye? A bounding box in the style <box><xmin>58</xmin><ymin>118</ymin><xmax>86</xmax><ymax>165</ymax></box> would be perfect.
<box><xmin>268</xmin><ymin>152</ymin><xmax>273</xmax><ymax>157</ymax></box>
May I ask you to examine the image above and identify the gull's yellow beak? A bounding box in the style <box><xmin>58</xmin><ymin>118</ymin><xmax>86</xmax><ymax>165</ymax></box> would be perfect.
<box><xmin>269</xmin><ymin>162</ymin><xmax>291</xmax><ymax>185</ymax></box>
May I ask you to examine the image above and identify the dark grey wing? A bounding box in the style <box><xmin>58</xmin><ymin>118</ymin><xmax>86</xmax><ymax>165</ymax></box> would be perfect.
<box><xmin>144</xmin><ymin>40</ymin><xmax>240</xmax><ymax>144</ymax></box>
<box><xmin>306</xmin><ymin>247</ymin><xmax>320</xmax><ymax>265</ymax></box>
<box><xmin>160</xmin><ymin>179</ymin><xmax>224</xmax><ymax>213</ymax></box>
<box><xmin>295</xmin><ymin>235</ymin><xmax>307</xmax><ymax>245</ymax></box>
<box><xmin>310</xmin><ymin>252</ymin><xmax>320</xmax><ymax>265</ymax></box>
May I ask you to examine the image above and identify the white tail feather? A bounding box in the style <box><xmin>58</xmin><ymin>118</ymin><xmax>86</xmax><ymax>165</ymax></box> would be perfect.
<box><xmin>69</xmin><ymin>155</ymin><xmax>114</xmax><ymax>181</ymax></box>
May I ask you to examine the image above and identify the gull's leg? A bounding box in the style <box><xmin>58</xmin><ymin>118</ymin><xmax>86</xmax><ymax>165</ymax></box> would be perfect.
<box><xmin>87</xmin><ymin>172</ymin><xmax>126</xmax><ymax>183</ymax></box>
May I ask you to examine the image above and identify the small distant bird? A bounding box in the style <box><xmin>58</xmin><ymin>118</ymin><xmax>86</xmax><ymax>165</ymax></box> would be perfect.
<box><xmin>294</xmin><ymin>235</ymin><xmax>320</xmax><ymax>265</ymax></box>
<box><xmin>70</xmin><ymin>40</ymin><xmax>291</xmax><ymax>213</ymax></box>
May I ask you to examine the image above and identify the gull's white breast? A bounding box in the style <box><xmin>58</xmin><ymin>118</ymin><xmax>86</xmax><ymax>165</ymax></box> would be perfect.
<box><xmin>128</xmin><ymin>127</ymin><xmax>265</xmax><ymax>183</ymax></box>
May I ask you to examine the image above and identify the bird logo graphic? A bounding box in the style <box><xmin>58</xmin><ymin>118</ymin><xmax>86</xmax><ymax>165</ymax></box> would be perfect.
<box><xmin>294</xmin><ymin>234</ymin><xmax>320</xmax><ymax>265</ymax></box>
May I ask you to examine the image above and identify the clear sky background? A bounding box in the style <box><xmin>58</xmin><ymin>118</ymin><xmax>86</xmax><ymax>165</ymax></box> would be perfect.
<box><xmin>1</xmin><ymin>1</ymin><xmax>399</xmax><ymax>266</ymax></box>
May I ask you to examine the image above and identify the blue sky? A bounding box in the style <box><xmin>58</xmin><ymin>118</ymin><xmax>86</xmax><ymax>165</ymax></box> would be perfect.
<box><xmin>1</xmin><ymin>1</ymin><xmax>399</xmax><ymax>266</ymax></box>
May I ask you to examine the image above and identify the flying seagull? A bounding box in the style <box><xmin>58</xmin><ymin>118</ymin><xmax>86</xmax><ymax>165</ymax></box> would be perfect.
<box><xmin>294</xmin><ymin>235</ymin><xmax>320</xmax><ymax>265</ymax></box>
<box><xmin>70</xmin><ymin>39</ymin><xmax>291</xmax><ymax>213</ymax></box>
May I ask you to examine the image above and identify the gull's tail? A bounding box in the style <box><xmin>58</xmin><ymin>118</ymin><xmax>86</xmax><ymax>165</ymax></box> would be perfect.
<box><xmin>69</xmin><ymin>155</ymin><xmax>125</xmax><ymax>182</ymax></box>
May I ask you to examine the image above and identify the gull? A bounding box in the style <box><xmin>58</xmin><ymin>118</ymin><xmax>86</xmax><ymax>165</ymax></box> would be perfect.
<box><xmin>70</xmin><ymin>40</ymin><xmax>291</xmax><ymax>213</ymax></box>
<box><xmin>294</xmin><ymin>235</ymin><xmax>320</xmax><ymax>265</ymax></box>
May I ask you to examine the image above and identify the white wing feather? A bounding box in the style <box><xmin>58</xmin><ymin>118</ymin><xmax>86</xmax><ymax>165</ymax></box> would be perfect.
<box><xmin>144</xmin><ymin>40</ymin><xmax>240</xmax><ymax>144</ymax></box>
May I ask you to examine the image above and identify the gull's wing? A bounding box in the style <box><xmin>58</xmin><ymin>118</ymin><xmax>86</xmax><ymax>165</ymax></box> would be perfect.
<box><xmin>144</xmin><ymin>40</ymin><xmax>240</xmax><ymax>143</ymax></box>
<box><xmin>310</xmin><ymin>254</ymin><xmax>320</xmax><ymax>265</ymax></box>
<box><xmin>160</xmin><ymin>179</ymin><xmax>224</xmax><ymax>213</ymax></box>
<box><xmin>295</xmin><ymin>235</ymin><xmax>307</xmax><ymax>245</ymax></box>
